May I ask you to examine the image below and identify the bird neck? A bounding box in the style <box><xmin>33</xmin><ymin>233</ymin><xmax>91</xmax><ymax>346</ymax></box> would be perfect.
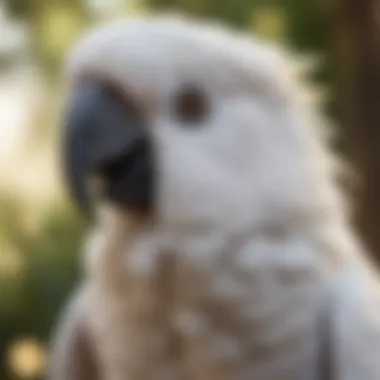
<box><xmin>83</xmin><ymin>203</ymin><xmax>360</xmax><ymax>290</ymax></box>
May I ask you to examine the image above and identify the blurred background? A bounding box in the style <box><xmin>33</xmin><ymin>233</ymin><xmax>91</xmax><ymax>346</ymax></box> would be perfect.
<box><xmin>0</xmin><ymin>0</ymin><xmax>379</xmax><ymax>379</ymax></box>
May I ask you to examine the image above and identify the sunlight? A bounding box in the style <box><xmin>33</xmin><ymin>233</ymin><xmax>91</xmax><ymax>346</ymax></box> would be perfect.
<box><xmin>0</xmin><ymin>67</ymin><xmax>63</xmax><ymax>199</ymax></box>
<box><xmin>7</xmin><ymin>338</ymin><xmax>47</xmax><ymax>379</ymax></box>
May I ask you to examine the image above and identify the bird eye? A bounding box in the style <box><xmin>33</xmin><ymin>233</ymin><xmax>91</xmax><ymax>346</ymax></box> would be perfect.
<box><xmin>173</xmin><ymin>84</ymin><xmax>209</xmax><ymax>125</ymax></box>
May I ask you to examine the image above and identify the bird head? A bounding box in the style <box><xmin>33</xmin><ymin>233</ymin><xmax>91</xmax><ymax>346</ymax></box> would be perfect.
<box><xmin>63</xmin><ymin>15</ymin><xmax>341</xmax><ymax>235</ymax></box>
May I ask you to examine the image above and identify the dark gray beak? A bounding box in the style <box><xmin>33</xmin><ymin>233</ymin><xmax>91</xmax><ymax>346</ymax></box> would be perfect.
<box><xmin>63</xmin><ymin>82</ymin><xmax>154</xmax><ymax>219</ymax></box>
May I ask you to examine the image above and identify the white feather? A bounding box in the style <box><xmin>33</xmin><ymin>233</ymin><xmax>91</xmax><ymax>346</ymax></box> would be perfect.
<box><xmin>60</xmin><ymin>15</ymin><xmax>380</xmax><ymax>380</ymax></box>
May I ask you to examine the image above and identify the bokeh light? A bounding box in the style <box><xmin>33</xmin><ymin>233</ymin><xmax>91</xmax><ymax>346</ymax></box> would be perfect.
<box><xmin>7</xmin><ymin>338</ymin><xmax>46</xmax><ymax>379</ymax></box>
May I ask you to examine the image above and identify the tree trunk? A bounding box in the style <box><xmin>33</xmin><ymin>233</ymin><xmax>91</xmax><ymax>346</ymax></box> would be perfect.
<box><xmin>336</xmin><ymin>0</ymin><xmax>380</xmax><ymax>264</ymax></box>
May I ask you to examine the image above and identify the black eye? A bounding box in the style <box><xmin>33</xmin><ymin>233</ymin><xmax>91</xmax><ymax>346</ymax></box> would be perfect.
<box><xmin>173</xmin><ymin>84</ymin><xmax>209</xmax><ymax>125</ymax></box>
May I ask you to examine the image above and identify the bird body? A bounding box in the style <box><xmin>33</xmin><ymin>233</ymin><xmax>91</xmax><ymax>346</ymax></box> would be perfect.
<box><xmin>49</xmin><ymin>15</ymin><xmax>380</xmax><ymax>380</ymax></box>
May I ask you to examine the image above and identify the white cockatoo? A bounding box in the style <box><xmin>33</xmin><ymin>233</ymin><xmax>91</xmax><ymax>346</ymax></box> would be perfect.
<box><xmin>48</xmin><ymin>15</ymin><xmax>380</xmax><ymax>380</ymax></box>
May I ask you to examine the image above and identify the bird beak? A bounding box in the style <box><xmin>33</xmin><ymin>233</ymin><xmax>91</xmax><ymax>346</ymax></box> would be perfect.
<box><xmin>63</xmin><ymin>82</ymin><xmax>154</xmax><ymax>219</ymax></box>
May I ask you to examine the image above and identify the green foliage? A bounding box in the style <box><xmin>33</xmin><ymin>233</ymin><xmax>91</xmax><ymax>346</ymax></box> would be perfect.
<box><xmin>148</xmin><ymin>0</ymin><xmax>259</xmax><ymax>28</ymax></box>
<box><xmin>9</xmin><ymin>1</ymin><xmax>90</xmax><ymax>75</ymax></box>
<box><xmin>284</xmin><ymin>2</ymin><xmax>331</xmax><ymax>73</ymax></box>
<box><xmin>0</xmin><ymin>199</ymin><xmax>84</xmax><ymax>378</ymax></box>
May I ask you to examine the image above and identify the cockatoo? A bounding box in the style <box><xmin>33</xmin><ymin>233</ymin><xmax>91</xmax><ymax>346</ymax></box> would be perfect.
<box><xmin>48</xmin><ymin>15</ymin><xmax>380</xmax><ymax>380</ymax></box>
